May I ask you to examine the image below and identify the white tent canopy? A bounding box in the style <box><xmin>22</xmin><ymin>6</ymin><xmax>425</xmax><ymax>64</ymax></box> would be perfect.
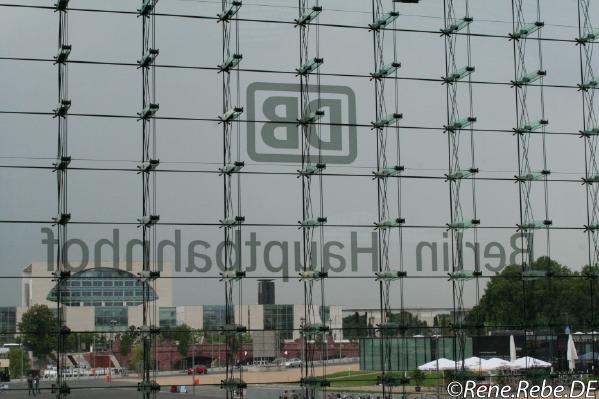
<box><xmin>463</xmin><ymin>357</ymin><xmax>485</xmax><ymax>371</ymax></box>
<box><xmin>418</xmin><ymin>356</ymin><xmax>551</xmax><ymax>372</ymax></box>
<box><xmin>418</xmin><ymin>358</ymin><xmax>456</xmax><ymax>371</ymax></box>
<box><xmin>464</xmin><ymin>357</ymin><xmax>512</xmax><ymax>371</ymax></box>
<box><xmin>484</xmin><ymin>358</ymin><xmax>512</xmax><ymax>371</ymax></box>
<box><xmin>511</xmin><ymin>356</ymin><xmax>551</xmax><ymax>369</ymax></box>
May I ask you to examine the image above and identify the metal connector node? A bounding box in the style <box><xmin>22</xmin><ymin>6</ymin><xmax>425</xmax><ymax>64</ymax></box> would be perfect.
<box><xmin>447</xmin><ymin>219</ymin><xmax>480</xmax><ymax>230</ymax></box>
<box><xmin>220</xmin><ymin>270</ymin><xmax>246</xmax><ymax>281</ymax></box>
<box><xmin>220</xmin><ymin>216</ymin><xmax>245</xmax><ymax>227</ymax></box>
<box><xmin>219</xmin><ymin>161</ymin><xmax>245</xmax><ymax>175</ymax></box>
<box><xmin>53</xmin><ymin>100</ymin><xmax>71</xmax><ymax>118</ymax></box>
<box><xmin>371</xmin><ymin>62</ymin><xmax>401</xmax><ymax>80</ymax></box>
<box><xmin>138</xmin><ymin>103</ymin><xmax>159</xmax><ymax>120</ymax></box>
<box><xmin>218</xmin><ymin>1</ymin><xmax>242</xmax><ymax>22</ymax></box>
<box><xmin>299</xmin><ymin>270</ymin><xmax>328</xmax><ymax>281</ymax></box>
<box><xmin>297</xmin><ymin>58</ymin><xmax>324</xmax><ymax>76</ymax></box>
<box><xmin>55</xmin><ymin>45</ymin><xmax>72</xmax><ymax>64</ymax></box>
<box><xmin>369</xmin><ymin>11</ymin><xmax>399</xmax><ymax>30</ymax></box>
<box><xmin>295</xmin><ymin>6</ymin><xmax>323</xmax><ymax>26</ymax></box>
<box><xmin>373</xmin><ymin>165</ymin><xmax>404</xmax><ymax>178</ymax></box>
<box><xmin>299</xmin><ymin>217</ymin><xmax>328</xmax><ymax>228</ymax></box>
<box><xmin>138</xmin><ymin>48</ymin><xmax>159</xmax><ymax>68</ymax></box>
<box><xmin>138</xmin><ymin>270</ymin><xmax>161</xmax><ymax>281</ymax></box>
<box><xmin>298</xmin><ymin>109</ymin><xmax>325</xmax><ymax>125</ymax></box>
<box><xmin>299</xmin><ymin>163</ymin><xmax>326</xmax><ymax>176</ymax></box>
<box><xmin>218</xmin><ymin>53</ymin><xmax>243</xmax><ymax>73</ymax></box>
<box><xmin>54</xmin><ymin>0</ymin><xmax>69</xmax><ymax>11</ymax></box>
<box><xmin>52</xmin><ymin>213</ymin><xmax>71</xmax><ymax>225</ymax></box>
<box><xmin>374</xmin><ymin>218</ymin><xmax>405</xmax><ymax>229</ymax></box>
<box><xmin>138</xmin><ymin>215</ymin><xmax>160</xmax><ymax>227</ymax></box>
<box><xmin>137</xmin><ymin>159</ymin><xmax>160</xmax><ymax>173</ymax></box>
<box><xmin>375</xmin><ymin>270</ymin><xmax>407</xmax><ymax>281</ymax></box>
<box><xmin>53</xmin><ymin>156</ymin><xmax>72</xmax><ymax>171</ymax></box>
<box><xmin>138</xmin><ymin>0</ymin><xmax>158</xmax><ymax>17</ymax></box>
<box><xmin>441</xmin><ymin>17</ymin><xmax>473</xmax><ymax>35</ymax></box>
<box><xmin>220</xmin><ymin>324</ymin><xmax>247</xmax><ymax>336</ymax></box>
<box><xmin>219</xmin><ymin>107</ymin><xmax>244</xmax><ymax>123</ymax></box>
<box><xmin>221</xmin><ymin>378</ymin><xmax>247</xmax><ymax>391</ymax></box>
<box><xmin>372</xmin><ymin>113</ymin><xmax>403</xmax><ymax>130</ymax></box>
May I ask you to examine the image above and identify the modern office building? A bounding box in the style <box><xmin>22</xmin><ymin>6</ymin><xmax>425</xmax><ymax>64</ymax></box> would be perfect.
<box><xmin>0</xmin><ymin>307</ymin><xmax>16</xmax><ymax>342</ymax></box>
<box><xmin>20</xmin><ymin>262</ymin><xmax>175</xmax><ymax>332</ymax></box>
<box><xmin>12</xmin><ymin>262</ymin><xmax>343</xmax><ymax>340</ymax></box>
<box><xmin>257</xmin><ymin>279</ymin><xmax>275</xmax><ymax>305</ymax></box>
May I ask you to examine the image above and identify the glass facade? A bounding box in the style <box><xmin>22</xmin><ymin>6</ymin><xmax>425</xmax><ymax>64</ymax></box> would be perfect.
<box><xmin>47</xmin><ymin>267</ymin><xmax>158</xmax><ymax>306</ymax></box>
<box><xmin>160</xmin><ymin>307</ymin><xmax>177</xmax><ymax>329</ymax></box>
<box><xmin>263</xmin><ymin>304</ymin><xmax>294</xmax><ymax>339</ymax></box>
<box><xmin>94</xmin><ymin>307</ymin><xmax>128</xmax><ymax>332</ymax></box>
<box><xmin>360</xmin><ymin>336</ymin><xmax>472</xmax><ymax>371</ymax></box>
<box><xmin>203</xmin><ymin>305</ymin><xmax>226</xmax><ymax>336</ymax></box>
<box><xmin>0</xmin><ymin>307</ymin><xmax>16</xmax><ymax>342</ymax></box>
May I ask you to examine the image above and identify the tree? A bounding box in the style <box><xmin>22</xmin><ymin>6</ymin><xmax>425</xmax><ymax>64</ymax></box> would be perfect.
<box><xmin>161</xmin><ymin>324</ymin><xmax>194</xmax><ymax>356</ymax></box>
<box><xmin>119</xmin><ymin>326</ymin><xmax>139</xmax><ymax>358</ymax></box>
<box><xmin>433</xmin><ymin>314</ymin><xmax>452</xmax><ymax>336</ymax></box>
<box><xmin>466</xmin><ymin>257</ymin><xmax>595</xmax><ymax>331</ymax></box>
<box><xmin>8</xmin><ymin>347</ymin><xmax>31</xmax><ymax>379</ymax></box>
<box><xmin>17</xmin><ymin>305</ymin><xmax>56</xmax><ymax>365</ymax></box>
<box><xmin>174</xmin><ymin>324</ymin><xmax>192</xmax><ymax>357</ymax></box>
<box><xmin>130</xmin><ymin>344</ymin><xmax>144</xmax><ymax>373</ymax></box>
<box><xmin>387</xmin><ymin>311</ymin><xmax>428</xmax><ymax>336</ymax></box>
<box><xmin>130</xmin><ymin>343</ymin><xmax>155</xmax><ymax>373</ymax></box>
<box><xmin>342</xmin><ymin>312</ymin><xmax>368</xmax><ymax>340</ymax></box>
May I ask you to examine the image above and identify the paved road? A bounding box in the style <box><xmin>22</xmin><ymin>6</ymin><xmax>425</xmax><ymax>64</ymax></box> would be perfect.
<box><xmin>0</xmin><ymin>379</ymin><xmax>296</xmax><ymax>399</ymax></box>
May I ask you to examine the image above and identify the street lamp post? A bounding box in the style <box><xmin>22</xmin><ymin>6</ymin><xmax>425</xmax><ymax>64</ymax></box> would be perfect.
<box><xmin>192</xmin><ymin>335</ymin><xmax>196</xmax><ymax>396</ymax></box>
<box><xmin>110</xmin><ymin>320</ymin><xmax>118</xmax><ymax>350</ymax></box>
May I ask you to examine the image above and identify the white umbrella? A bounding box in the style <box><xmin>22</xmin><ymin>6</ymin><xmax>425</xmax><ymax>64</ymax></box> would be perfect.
<box><xmin>418</xmin><ymin>358</ymin><xmax>456</xmax><ymax>371</ymax></box>
<box><xmin>567</xmin><ymin>334</ymin><xmax>579</xmax><ymax>371</ymax></box>
<box><xmin>509</xmin><ymin>335</ymin><xmax>517</xmax><ymax>362</ymax></box>
<box><xmin>511</xmin><ymin>356</ymin><xmax>551</xmax><ymax>369</ymax></box>
<box><xmin>463</xmin><ymin>356</ymin><xmax>485</xmax><ymax>371</ymax></box>
<box><xmin>484</xmin><ymin>358</ymin><xmax>512</xmax><ymax>371</ymax></box>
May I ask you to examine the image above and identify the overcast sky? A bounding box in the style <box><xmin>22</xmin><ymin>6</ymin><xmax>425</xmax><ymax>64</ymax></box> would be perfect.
<box><xmin>0</xmin><ymin>0</ymin><xmax>597</xmax><ymax>311</ymax></box>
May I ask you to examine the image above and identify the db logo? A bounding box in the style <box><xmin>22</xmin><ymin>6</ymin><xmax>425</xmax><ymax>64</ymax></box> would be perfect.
<box><xmin>246</xmin><ymin>82</ymin><xmax>357</xmax><ymax>164</ymax></box>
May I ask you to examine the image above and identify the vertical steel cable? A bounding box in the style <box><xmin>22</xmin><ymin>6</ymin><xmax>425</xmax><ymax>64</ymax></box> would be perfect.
<box><xmin>511</xmin><ymin>0</ymin><xmax>550</xmax><ymax>369</ymax></box>
<box><xmin>578</xmin><ymin>0</ymin><xmax>598</xmax><ymax>365</ymax></box>
<box><xmin>53</xmin><ymin>0</ymin><xmax>71</xmax><ymax>397</ymax></box>
<box><xmin>218</xmin><ymin>1</ymin><xmax>246</xmax><ymax>397</ymax></box>
<box><xmin>442</xmin><ymin>0</ymin><xmax>479</xmax><ymax>371</ymax></box>
<box><xmin>296</xmin><ymin>1</ymin><xmax>327</xmax><ymax>397</ymax></box>
<box><xmin>137</xmin><ymin>0</ymin><xmax>160</xmax><ymax>397</ymax></box>
<box><xmin>370</xmin><ymin>0</ymin><xmax>410</xmax><ymax>395</ymax></box>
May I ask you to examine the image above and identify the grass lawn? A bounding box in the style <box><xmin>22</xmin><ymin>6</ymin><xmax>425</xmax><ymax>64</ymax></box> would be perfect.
<box><xmin>325</xmin><ymin>370</ymin><xmax>447</xmax><ymax>388</ymax></box>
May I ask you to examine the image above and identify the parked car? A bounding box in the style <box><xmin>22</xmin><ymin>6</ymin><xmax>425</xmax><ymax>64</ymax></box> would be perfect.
<box><xmin>284</xmin><ymin>358</ymin><xmax>302</xmax><ymax>368</ymax></box>
<box><xmin>186</xmin><ymin>365</ymin><xmax>208</xmax><ymax>375</ymax></box>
